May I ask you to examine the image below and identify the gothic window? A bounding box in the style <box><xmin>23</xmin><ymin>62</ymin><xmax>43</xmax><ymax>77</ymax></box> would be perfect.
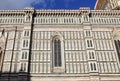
<box><xmin>24</xmin><ymin>30</ymin><xmax>30</xmax><ymax>37</ymax></box>
<box><xmin>21</xmin><ymin>51</ymin><xmax>28</xmax><ymax>59</ymax></box>
<box><xmin>52</xmin><ymin>34</ymin><xmax>65</xmax><ymax>73</ymax></box>
<box><xmin>90</xmin><ymin>62</ymin><xmax>97</xmax><ymax>72</ymax></box>
<box><xmin>23</xmin><ymin>40</ymin><xmax>29</xmax><ymax>48</ymax></box>
<box><xmin>21</xmin><ymin>63</ymin><xmax>27</xmax><ymax>72</ymax></box>
<box><xmin>54</xmin><ymin>37</ymin><xmax>61</xmax><ymax>67</ymax></box>
<box><xmin>85</xmin><ymin>30</ymin><xmax>92</xmax><ymax>37</ymax></box>
<box><xmin>87</xmin><ymin>40</ymin><xmax>90</xmax><ymax>47</ymax></box>
<box><xmin>88</xmin><ymin>51</ymin><xmax>95</xmax><ymax>60</ymax></box>
<box><xmin>87</xmin><ymin>40</ymin><xmax>93</xmax><ymax>47</ymax></box>
<box><xmin>91</xmin><ymin>52</ymin><xmax>95</xmax><ymax>59</ymax></box>
<box><xmin>86</xmin><ymin>31</ymin><xmax>90</xmax><ymax>36</ymax></box>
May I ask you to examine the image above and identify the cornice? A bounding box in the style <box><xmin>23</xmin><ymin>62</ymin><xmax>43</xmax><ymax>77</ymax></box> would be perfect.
<box><xmin>0</xmin><ymin>7</ymin><xmax>120</xmax><ymax>17</ymax></box>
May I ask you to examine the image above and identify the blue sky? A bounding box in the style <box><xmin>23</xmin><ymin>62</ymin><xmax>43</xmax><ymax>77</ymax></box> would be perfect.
<box><xmin>0</xmin><ymin>0</ymin><xmax>97</xmax><ymax>10</ymax></box>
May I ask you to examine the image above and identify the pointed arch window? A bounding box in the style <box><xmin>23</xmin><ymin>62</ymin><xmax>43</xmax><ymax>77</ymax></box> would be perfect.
<box><xmin>89</xmin><ymin>62</ymin><xmax>97</xmax><ymax>72</ymax></box>
<box><xmin>90</xmin><ymin>62</ymin><xmax>97</xmax><ymax>71</ymax></box>
<box><xmin>24</xmin><ymin>30</ymin><xmax>30</xmax><ymax>37</ymax></box>
<box><xmin>86</xmin><ymin>39</ymin><xmax>94</xmax><ymax>48</ymax></box>
<box><xmin>52</xmin><ymin>34</ymin><xmax>65</xmax><ymax>73</ymax></box>
<box><xmin>54</xmin><ymin>37</ymin><xmax>61</xmax><ymax>67</ymax></box>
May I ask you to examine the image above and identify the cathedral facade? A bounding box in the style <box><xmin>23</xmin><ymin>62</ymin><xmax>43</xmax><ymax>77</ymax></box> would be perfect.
<box><xmin>0</xmin><ymin>0</ymin><xmax>120</xmax><ymax>81</ymax></box>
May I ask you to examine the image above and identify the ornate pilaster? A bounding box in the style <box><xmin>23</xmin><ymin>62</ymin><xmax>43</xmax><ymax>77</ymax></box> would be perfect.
<box><xmin>83</xmin><ymin>22</ymin><xmax>99</xmax><ymax>80</ymax></box>
<box><xmin>18</xmin><ymin>7</ymin><xmax>34</xmax><ymax>81</ymax></box>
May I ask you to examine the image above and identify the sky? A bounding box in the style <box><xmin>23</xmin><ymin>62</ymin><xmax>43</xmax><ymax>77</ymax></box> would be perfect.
<box><xmin>0</xmin><ymin>0</ymin><xmax>97</xmax><ymax>10</ymax></box>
